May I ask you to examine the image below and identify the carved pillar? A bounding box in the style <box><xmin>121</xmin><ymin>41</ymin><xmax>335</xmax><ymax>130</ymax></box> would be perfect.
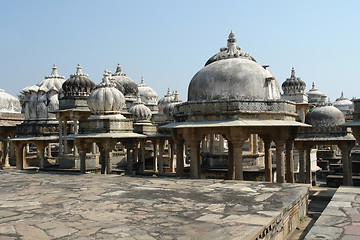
<box><xmin>259</xmin><ymin>138</ymin><xmax>264</xmax><ymax>153</ymax></box>
<box><xmin>253</xmin><ymin>134</ymin><xmax>258</xmax><ymax>154</ymax></box>
<box><xmin>248</xmin><ymin>135</ymin><xmax>253</xmax><ymax>152</ymax></box>
<box><xmin>285</xmin><ymin>140</ymin><xmax>294</xmax><ymax>183</ymax></box>
<box><xmin>305</xmin><ymin>145</ymin><xmax>312</xmax><ymax>184</ymax></box>
<box><xmin>209</xmin><ymin>134</ymin><xmax>215</xmax><ymax>153</ymax></box>
<box><xmin>58</xmin><ymin>119</ymin><xmax>63</xmax><ymax>155</ymax></box>
<box><xmin>219</xmin><ymin>135</ymin><xmax>224</xmax><ymax>152</ymax></box>
<box><xmin>73</xmin><ymin>118</ymin><xmax>79</xmax><ymax>157</ymax></box>
<box><xmin>14</xmin><ymin>142</ymin><xmax>26</xmax><ymax>170</ymax></box>
<box><xmin>226</xmin><ymin>129</ymin><xmax>248</xmax><ymax>181</ymax></box>
<box><xmin>152</xmin><ymin>140</ymin><xmax>158</xmax><ymax>172</ymax></box>
<box><xmin>98</xmin><ymin>139</ymin><xmax>114</xmax><ymax>174</ymax></box>
<box><xmin>228</xmin><ymin>141</ymin><xmax>234</xmax><ymax>180</ymax></box>
<box><xmin>63</xmin><ymin>120</ymin><xmax>68</xmax><ymax>154</ymax></box>
<box><xmin>295</xmin><ymin>142</ymin><xmax>305</xmax><ymax>183</ymax></box>
<box><xmin>275</xmin><ymin>140</ymin><xmax>285</xmax><ymax>183</ymax></box>
<box><xmin>263</xmin><ymin>138</ymin><xmax>272</xmax><ymax>182</ymax></box>
<box><xmin>169</xmin><ymin>140</ymin><xmax>175</xmax><ymax>173</ymax></box>
<box><xmin>339</xmin><ymin>142</ymin><xmax>355</xmax><ymax>186</ymax></box>
<box><xmin>2</xmin><ymin>139</ymin><xmax>9</xmax><ymax>167</ymax></box>
<box><xmin>188</xmin><ymin>140</ymin><xmax>201</xmax><ymax>178</ymax></box>
<box><xmin>140</xmin><ymin>140</ymin><xmax>146</xmax><ymax>173</ymax></box>
<box><xmin>158</xmin><ymin>139</ymin><xmax>165</xmax><ymax>174</ymax></box>
<box><xmin>123</xmin><ymin>140</ymin><xmax>137</xmax><ymax>175</ymax></box>
<box><xmin>175</xmin><ymin>139</ymin><xmax>184</xmax><ymax>177</ymax></box>
<box><xmin>34</xmin><ymin>142</ymin><xmax>46</xmax><ymax>169</ymax></box>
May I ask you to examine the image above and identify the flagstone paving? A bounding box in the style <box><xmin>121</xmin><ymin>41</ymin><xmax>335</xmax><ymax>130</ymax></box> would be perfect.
<box><xmin>0</xmin><ymin>170</ymin><xmax>308</xmax><ymax>240</ymax></box>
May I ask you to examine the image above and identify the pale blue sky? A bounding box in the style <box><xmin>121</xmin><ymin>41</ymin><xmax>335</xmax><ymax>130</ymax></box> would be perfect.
<box><xmin>1</xmin><ymin>0</ymin><xmax>359</xmax><ymax>102</ymax></box>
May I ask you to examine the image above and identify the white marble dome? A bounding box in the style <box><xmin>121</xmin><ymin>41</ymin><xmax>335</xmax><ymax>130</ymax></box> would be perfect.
<box><xmin>158</xmin><ymin>88</ymin><xmax>175</xmax><ymax>113</ymax></box>
<box><xmin>138</xmin><ymin>77</ymin><xmax>158</xmax><ymax>105</ymax></box>
<box><xmin>305</xmin><ymin>105</ymin><xmax>345</xmax><ymax>128</ymax></box>
<box><xmin>110</xmin><ymin>63</ymin><xmax>138</xmax><ymax>98</ymax></box>
<box><xmin>0</xmin><ymin>89</ymin><xmax>21</xmax><ymax>113</ymax></box>
<box><xmin>307</xmin><ymin>82</ymin><xmax>327</xmax><ymax>105</ymax></box>
<box><xmin>87</xmin><ymin>71</ymin><xmax>126</xmax><ymax>115</ymax></box>
<box><xmin>188</xmin><ymin>31</ymin><xmax>281</xmax><ymax>101</ymax></box>
<box><xmin>163</xmin><ymin>91</ymin><xmax>182</xmax><ymax>119</ymax></box>
<box><xmin>333</xmin><ymin>92</ymin><xmax>354</xmax><ymax>114</ymax></box>
<box><xmin>129</xmin><ymin>97</ymin><xmax>152</xmax><ymax>122</ymax></box>
<box><xmin>36</xmin><ymin>64</ymin><xmax>65</xmax><ymax>92</ymax></box>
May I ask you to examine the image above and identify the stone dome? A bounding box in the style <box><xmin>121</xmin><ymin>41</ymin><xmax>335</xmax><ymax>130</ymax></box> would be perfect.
<box><xmin>0</xmin><ymin>89</ymin><xmax>21</xmax><ymax>113</ymax></box>
<box><xmin>282</xmin><ymin>67</ymin><xmax>306</xmax><ymax>94</ymax></box>
<box><xmin>110</xmin><ymin>63</ymin><xmax>138</xmax><ymax>98</ymax></box>
<box><xmin>62</xmin><ymin>63</ymin><xmax>95</xmax><ymax>97</ymax></box>
<box><xmin>305</xmin><ymin>105</ymin><xmax>345</xmax><ymax>128</ymax></box>
<box><xmin>158</xmin><ymin>88</ymin><xmax>175</xmax><ymax>113</ymax></box>
<box><xmin>188</xmin><ymin>31</ymin><xmax>281</xmax><ymax>101</ymax></box>
<box><xmin>307</xmin><ymin>82</ymin><xmax>326</xmax><ymax>105</ymax></box>
<box><xmin>138</xmin><ymin>77</ymin><xmax>158</xmax><ymax>105</ymax></box>
<box><xmin>36</xmin><ymin>64</ymin><xmax>65</xmax><ymax>92</ymax></box>
<box><xmin>87</xmin><ymin>71</ymin><xmax>126</xmax><ymax>115</ymax></box>
<box><xmin>129</xmin><ymin>97</ymin><xmax>152</xmax><ymax>122</ymax></box>
<box><xmin>333</xmin><ymin>92</ymin><xmax>354</xmax><ymax>113</ymax></box>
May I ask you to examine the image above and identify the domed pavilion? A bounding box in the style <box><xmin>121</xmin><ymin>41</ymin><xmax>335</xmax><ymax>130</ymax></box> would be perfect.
<box><xmin>163</xmin><ymin>31</ymin><xmax>309</xmax><ymax>182</ymax></box>
<box><xmin>295</xmin><ymin>104</ymin><xmax>355</xmax><ymax>185</ymax></box>
<box><xmin>0</xmin><ymin>89</ymin><xmax>23</xmax><ymax>168</ymax></box>
<box><xmin>333</xmin><ymin>92</ymin><xmax>354</xmax><ymax>120</ymax></box>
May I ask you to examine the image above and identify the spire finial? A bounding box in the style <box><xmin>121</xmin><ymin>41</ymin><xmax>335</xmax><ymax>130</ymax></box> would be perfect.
<box><xmin>102</xmin><ymin>69</ymin><xmax>110</xmax><ymax>84</ymax></box>
<box><xmin>291</xmin><ymin>67</ymin><xmax>295</xmax><ymax>78</ymax></box>
<box><xmin>312</xmin><ymin>82</ymin><xmax>315</xmax><ymax>89</ymax></box>
<box><xmin>51</xmin><ymin>64</ymin><xmax>58</xmax><ymax>76</ymax></box>
<box><xmin>166</xmin><ymin>88</ymin><xmax>171</xmax><ymax>96</ymax></box>
<box><xmin>76</xmin><ymin>63</ymin><xmax>83</xmax><ymax>75</ymax></box>
<box><xmin>174</xmin><ymin>90</ymin><xmax>180</xmax><ymax>102</ymax></box>
<box><xmin>116</xmin><ymin>63</ymin><xmax>122</xmax><ymax>73</ymax></box>
<box><xmin>141</xmin><ymin>77</ymin><xmax>145</xmax><ymax>84</ymax></box>
<box><xmin>341</xmin><ymin>92</ymin><xmax>344</xmax><ymax>98</ymax></box>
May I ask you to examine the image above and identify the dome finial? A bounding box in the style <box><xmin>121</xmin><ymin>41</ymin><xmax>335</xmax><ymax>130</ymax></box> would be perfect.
<box><xmin>229</xmin><ymin>30</ymin><xmax>235</xmax><ymax>39</ymax></box>
<box><xmin>341</xmin><ymin>92</ymin><xmax>344</xmax><ymax>98</ymax></box>
<box><xmin>76</xmin><ymin>63</ymin><xmax>83</xmax><ymax>75</ymax></box>
<box><xmin>173</xmin><ymin>90</ymin><xmax>180</xmax><ymax>102</ymax></box>
<box><xmin>51</xmin><ymin>64</ymin><xmax>58</xmax><ymax>76</ymax></box>
<box><xmin>166</xmin><ymin>88</ymin><xmax>171</xmax><ymax>96</ymax></box>
<box><xmin>102</xmin><ymin>69</ymin><xmax>110</xmax><ymax>84</ymax></box>
<box><xmin>312</xmin><ymin>82</ymin><xmax>315</xmax><ymax>89</ymax></box>
<box><xmin>116</xmin><ymin>63</ymin><xmax>122</xmax><ymax>74</ymax></box>
<box><xmin>291</xmin><ymin>67</ymin><xmax>295</xmax><ymax>78</ymax></box>
<box><xmin>141</xmin><ymin>77</ymin><xmax>145</xmax><ymax>84</ymax></box>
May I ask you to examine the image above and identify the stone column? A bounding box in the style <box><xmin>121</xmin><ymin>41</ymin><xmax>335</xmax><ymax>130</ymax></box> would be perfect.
<box><xmin>209</xmin><ymin>134</ymin><xmax>215</xmax><ymax>153</ymax></box>
<box><xmin>305</xmin><ymin>146</ymin><xmax>312</xmax><ymax>184</ymax></box>
<box><xmin>47</xmin><ymin>143</ymin><xmax>52</xmax><ymax>158</ymax></box>
<box><xmin>73</xmin><ymin>118</ymin><xmax>79</xmax><ymax>157</ymax></box>
<box><xmin>77</xmin><ymin>141</ymin><xmax>91</xmax><ymax>174</ymax></box>
<box><xmin>339</xmin><ymin>142</ymin><xmax>355</xmax><ymax>186</ymax></box>
<box><xmin>295</xmin><ymin>142</ymin><xmax>305</xmax><ymax>183</ymax></box>
<box><xmin>219</xmin><ymin>135</ymin><xmax>224</xmax><ymax>152</ymax></box>
<box><xmin>98</xmin><ymin>140</ymin><xmax>114</xmax><ymax>174</ymax></box>
<box><xmin>58</xmin><ymin>119</ymin><xmax>63</xmax><ymax>155</ymax></box>
<box><xmin>175</xmin><ymin>140</ymin><xmax>184</xmax><ymax>177</ymax></box>
<box><xmin>252</xmin><ymin>134</ymin><xmax>258</xmax><ymax>154</ymax></box>
<box><xmin>14</xmin><ymin>142</ymin><xmax>26</xmax><ymax>170</ymax></box>
<box><xmin>259</xmin><ymin>138</ymin><xmax>264</xmax><ymax>153</ymax></box>
<box><xmin>248</xmin><ymin>135</ymin><xmax>253</xmax><ymax>152</ymax></box>
<box><xmin>133</xmin><ymin>142</ymin><xmax>139</xmax><ymax>173</ymax></box>
<box><xmin>285</xmin><ymin>140</ymin><xmax>294</xmax><ymax>183</ymax></box>
<box><xmin>187</xmin><ymin>140</ymin><xmax>201</xmax><ymax>178</ymax></box>
<box><xmin>34</xmin><ymin>142</ymin><xmax>46</xmax><ymax>169</ymax></box>
<box><xmin>152</xmin><ymin>140</ymin><xmax>158</xmax><ymax>172</ymax></box>
<box><xmin>169</xmin><ymin>141</ymin><xmax>175</xmax><ymax>173</ymax></box>
<box><xmin>275</xmin><ymin>140</ymin><xmax>285</xmax><ymax>183</ymax></box>
<box><xmin>263</xmin><ymin>138</ymin><xmax>272</xmax><ymax>182</ymax></box>
<box><xmin>158</xmin><ymin>139</ymin><xmax>165</xmax><ymax>174</ymax></box>
<box><xmin>228</xmin><ymin>141</ymin><xmax>234</xmax><ymax>180</ymax></box>
<box><xmin>233</xmin><ymin>141</ymin><xmax>245</xmax><ymax>180</ymax></box>
<box><xmin>63</xmin><ymin>121</ymin><xmax>68</xmax><ymax>154</ymax></box>
<box><xmin>2</xmin><ymin>139</ymin><xmax>9</xmax><ymax>167</ymax></box>
<box><xmin>126</xmin><ymin>148</ymin><xmax>133</xmax><ymax>175</ymax></box>
<box><xmin>140</xmin><ymin>140</ymin><xmax>146</xmax><ymax>173</ymax></box>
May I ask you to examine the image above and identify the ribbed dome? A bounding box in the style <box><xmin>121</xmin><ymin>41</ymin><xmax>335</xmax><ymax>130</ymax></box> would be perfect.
<box><xmin>129</xmin><ymin>97</ymin><xmax>152</xmax><ymax>122</ymax></box>
<box><xmin>188</xmin><ymin>32</ymin><xmax>281</xmax><ymax>102</ymax></box>
<box><xmin>138</xmin><ymin>77</ymin><xmax>158</xmax><ymax>105</ymax></box>
<box><xmin>0</xmin><ymin>89</ymin><xmax>21</xmax><ymax>113</ymax></box>
<box><xmin>36</xmin><ymin>64</ymin><xmax>65</xmax><ymax>92</ymax></box>
<box><xmin>62</xmin><ymin>63</ymin><xmax>95</xmax><ymax>97</ymax></box>
<box><xmin>110</xmin><ymin>63</ymin><xmax>138</xmax><ymax>97</ymax></box>
<box><xmin>305</xmin><ymin>105</ymin><xmax>345</xmax><ymax>128</ymax></box>
<box><xmin>158</xmin><ymin>88</ymin><xmax>174</xmax><ymax>113</ymax></box>
<box><xmin>333</xmin><ymin>92</ymin><xmax>354</xmax><ymax>113</ymax></box>
<box><xmin>282</xmin><ymin>67</ymin><xmax>306</xmax><ymax>94</ymax></box>
<box><xmin>87</xmin><ymin>71</ymin><xmax>126</xmax><ymax>115</ymax></box>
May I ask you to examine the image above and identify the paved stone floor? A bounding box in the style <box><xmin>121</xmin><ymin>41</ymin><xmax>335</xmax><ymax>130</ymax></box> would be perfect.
<box><xmin>0</xmin><ymin>170</ymin><xmax>308</xmax><ymax>240</ymax></box>
<box><xmin>305</xmin><ymin>186</ymin><xmax>360</xmax><ymax>240</ymax></box>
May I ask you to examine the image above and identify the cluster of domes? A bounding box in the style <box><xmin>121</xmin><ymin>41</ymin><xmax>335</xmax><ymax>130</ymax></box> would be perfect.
<box><xmin>188</xmin><ymin>31</ymin><xmax>281</xmax><ymax>102</ymax></box>
<box><xmin>62</xmin><ymin>64</ymin><xmax>95</xmax><ymax>97</ymax></box>
<box><xmin>0</xmin><ymin>89</ymin><xmax>21</xmax><ymax>113</ymax></box>
<box><xmin>87</xmin><ymin>71</ymin><xmax>125</xmax><ymax>115</ymax></box>
<box><xmin>282</xmin><ymin>67</ymin><xmax>306</xmax><ymax>94</ymax></box>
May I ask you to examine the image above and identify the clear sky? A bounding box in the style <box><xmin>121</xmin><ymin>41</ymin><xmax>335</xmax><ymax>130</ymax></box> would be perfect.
<box><xmin>1</xmin><ymin>0</ymin><xmax>359</xmax><ymax>102</ymax></box>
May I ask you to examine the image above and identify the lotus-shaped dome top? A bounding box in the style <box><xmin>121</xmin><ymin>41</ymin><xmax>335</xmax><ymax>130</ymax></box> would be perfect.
<box><xmin>129</xmin><ymin>97</ymin><xmax>152</xmax><ymax>122</ymax></box>
<box><xmin>36</xmin><ymin>64</ymin><xmax>65</xmax><ymax>92</ymax></box>
<box><xmin>282</xmin><ymin>67</ymin><xmax>306</xmax><ymax>94</ymax></box>
<box><xmin>62</xmin><ymin>63</ymin><xmax>95</xmax><ymax>97</ymax></box>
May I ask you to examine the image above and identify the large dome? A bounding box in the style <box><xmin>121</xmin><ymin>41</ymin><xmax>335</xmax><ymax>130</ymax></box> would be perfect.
<box><xmin>305</xmin><ymin>105</ymin><xmax>345</xmax><ymax>128</ymax></box>
<box><xmin>188</xmin><ymin>32</ymin><xmax>281</xmax><ymax>101</ymax></box>
<box><xmin>87</xmin><ymin>71</ymin><xmax>126</xmax><ymax>115</ymax></box>
<box><xmin>138</xmin><ymin>77</ymin><xmax>158</xmax><ymax>105</ymax></box>
<box><xmin>62</xmin><ymin>63</ymin><xmax>95</xmax><ymax>97</ymax></box>
<box><xmin>110</xmin><ymin>63</ymin><xmax>138</xmax><ymax>98</ymax></box>
<box><xmin>0</xmin><ymin>89</ymin><xmax>21</xmax><ymax>113</ymax></box>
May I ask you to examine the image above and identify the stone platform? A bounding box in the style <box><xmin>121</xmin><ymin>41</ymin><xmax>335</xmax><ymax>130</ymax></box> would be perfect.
<box><xmin>305</xmin><ymin>186</ymin><xmax>360</xmax><ymax>239</ymax></box>
<box><xmin>0</xmin><ymin>170</ymin><xmax>309</xmax><ymax>240</ymax></box>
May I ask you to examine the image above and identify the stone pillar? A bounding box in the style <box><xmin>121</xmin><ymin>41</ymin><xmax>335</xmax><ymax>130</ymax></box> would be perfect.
<box><xmin>259</xmin><ymin>138</ymin><xmax>264</xmax><ymax>153</ymax></box>
<box><xmin>253</xmin><ymin>134</ymin><xmax>258</xmax><ymax>154</ymax></box>
<box><xmin>126</xmin><ymin>148</ymin><xmax>133</xmax><ymax>175</ymax></box>
<box><xmin>305</xmin><ymin>146</ymin><xmax>312</xmax><ymax>184</ymax></box>
<box><xmin>34</xmin><ymin>142</ymin><xmax>46</xmax><ymax>169</ymax></box>
<box><xmin>77</xmin><ymin>142</ymin><xmax>91</xmax><ymax>174</ymax></box>
<box><xmin>175</xmin><ymin>140</ymin><xmax>184</xmax><ymax>177</ymax></box>
<box><xmin>152</xmin><ymin>140</ymin><xmax>158</xmax><ymax>172</ymax></box>
<box><xmin>140</xmin><ymin>140</ymin><xmax>146</xmax><ymax>173</ymax></box>
<box><xmin>79</xmin><ymin>151</ymin><xmax>86</xmax><ymax>174</ymax></box>
<box><xmin>295</xmin><ymin>142</ymin><xmax>305</xmax><ymax>183</ymax></box>
<box><xmin>14</xmin><ymin>143</ymin><xmax>26</xmax><ymax>170</ymax></box>
<box><xmin>285</xmin><ymin>140</ymin><xmax>294</xmax><ymax>183</ymax></box>
<box><xmin>228</xmin><ymin>141</ymin><xmax>234</xmax><ymax>180</ymax></box>
<box><xmin>187</xmin><ymin>140</ymin><xmax>201</xmax><ymax>178</ymax></box>
<box><xmin>219</xmin><ymin>135</ymin><xmax>224</xmax><ymax>152</ymax></box>
<box><xmin>275</xmin><ymin>140</ymin><xmax>285</xmax><ymax>183</ymax></box>
<box><xmin>98</xmin><ymin>140</ymin><xmax>114</xmax><ymax>174</ymax></box>
<box><xmin>133</xmin><ymin>142</ymin><xmax>139</xmax><ymax>172</ymax></box>
<box><xmin>169</xmin><ymin>141</ymin><xmax>175</xmax><ymax>173</ymax></box>
<box><xmin>209</xmin><ymin>134</ymin><xmax>215</xmax><ymax>153</ymax></box>
<box><xmin>233</xmin><ymin>141</ymin><xmax>244</xmax><ymax>180</ymax></box>
<box><xmin>47</xmin><ymin>143</ymin><xmax>52</xmax><ymax>158</ymax></box>
<box><xmin>2</xmin><ymin>139</ymin><xmax>9</xmax><ymax>167</ymax></box>
<box><xmin>63</xmin><ymin>121</ymin><xmax>68</xmax><ymax>154</ymax></box>
<box><xmin>339</xmin><ymin>142</ymin><xmax>355</xmax><ymax>186</ymax></box>
<box><xmin>158</xmin><ymin>139</ymin><xmax>165</xmax><ymax>174</ymax></box>
<box><xmin>248</xmin><ymin>135</ymin><xmax>253</xmax><ymax>152</ymax></box>
<box><xmin>73</xmin><ymin>118</ymin><xmax>79</xmax><ymax>157</ymax></box>
<box><xmin>263</xmin><ymin>138</ymin><xmax>272</xmax><ymax>182</ymax></box>
<box><xmin>58</xmin><ymin>119</ymin><xmax>63</xmax><ymax>155</ymax></box>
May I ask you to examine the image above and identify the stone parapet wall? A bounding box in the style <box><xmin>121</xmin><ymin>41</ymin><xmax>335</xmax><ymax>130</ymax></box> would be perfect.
<box><xmin>79</xmin><ymin>118</ymin><xmax>133</xmax><ymax>134</ymax></box>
